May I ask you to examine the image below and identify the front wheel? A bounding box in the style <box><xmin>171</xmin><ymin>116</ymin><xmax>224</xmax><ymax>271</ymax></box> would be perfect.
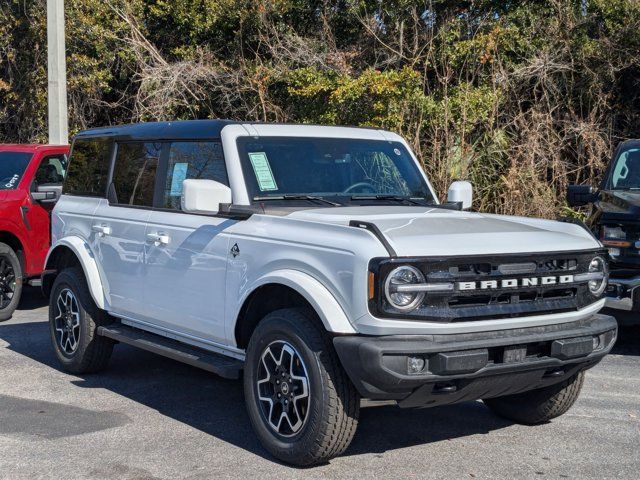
<box><xmin>49</xmin><ymin>267</ymin><xmax>114</xmax><ymax>373</ymax></box>
<box><xmin>244</xmin><ymin>308</ymin><xmax>360</xmax><ymax>466</ymax></box>
<box><xmin>0</xmin><ymin>242</ymin><xmax>22</xmax><ymax>322</ymax></box>
<box><xmin>483</xmin><ymin>371</ymin><xmax>585</xmax><ymax>424</ymax></box>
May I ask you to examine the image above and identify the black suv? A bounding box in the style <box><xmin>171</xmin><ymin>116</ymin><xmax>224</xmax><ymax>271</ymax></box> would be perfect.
<box><xmin>568</xmin><ymin>139</ymin><xmax>640</xmax><ymax>312</ymax></box>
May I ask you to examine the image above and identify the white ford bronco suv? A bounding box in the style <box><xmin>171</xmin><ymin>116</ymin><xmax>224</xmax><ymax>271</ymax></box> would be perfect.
<box><xmin>44</xmin><ymin>120</ymin><xmax>617</xmax><ymax>466</ymax></box>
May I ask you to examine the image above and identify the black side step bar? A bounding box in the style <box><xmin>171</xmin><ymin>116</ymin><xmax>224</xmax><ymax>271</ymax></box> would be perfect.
<box><xmin>97</xmin><ymin>324</ymin><xmax>243</xmax><ymax>379</ymax></box>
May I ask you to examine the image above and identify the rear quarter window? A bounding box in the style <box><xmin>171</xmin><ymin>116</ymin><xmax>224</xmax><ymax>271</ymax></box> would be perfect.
<box><xmin>110</xmin><ymin>142</ymin><xmax>160</xmax><ymax>207</ymax></box>
<box><xmin>63</xmin><ymin>138</ymin><xmax>112</xmax><ymax>197</ymax></box>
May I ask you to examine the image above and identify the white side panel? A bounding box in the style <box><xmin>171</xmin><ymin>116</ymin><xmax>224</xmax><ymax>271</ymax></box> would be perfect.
<box><xmin>233</xmin><ymin>269</ymin><xmax>357</xmax><ymax>336</ymax></box>
<box><xmin>49</xmin><ymin>195</ymin><xmax>106</xmax><ymax>308</ymax></box>
<box><xmin>90</xmin><ymin>200</ymin><xmax>151</xmax><ymax>319</ymax></box>
<box><xmin>51</xmin><ymin>195</ymin><xmax>102</xmax><ymax>246</ymax></box>
<box><xmin>144</xmin><ymin>210</ymin><xmax>233</xmax><ymax>345</ymax></box>
<box><xmin>224</xmin><ymin>214</ymin><xmax>388</xmax><ymax>344</ymax></box>
<box><xmin>46</xmin><ymin>236</ymin><xmax>108</xmax><ymax>309</ymax></box>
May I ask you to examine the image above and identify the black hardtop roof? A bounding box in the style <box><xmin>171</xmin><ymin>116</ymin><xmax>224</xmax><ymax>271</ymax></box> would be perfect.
<box><xmin>74</xmin><ymin>119</ymin><xmax>238</xmax><ymax>142</ymax></box>
<box><xmin>73</xmin><ymin>120</ymin><xmax>385</xmax><ymax>143</ymax></box>
<box><xmin>617</xmin><ymin>139</ymin><xmax>640</xmax><ymax>150</ymax></box>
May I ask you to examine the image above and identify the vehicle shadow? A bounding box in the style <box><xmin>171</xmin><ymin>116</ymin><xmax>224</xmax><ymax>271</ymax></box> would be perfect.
<box><xmin>603</xmin><ymin>309</ymin><xmax>640</xmax><ymax>356</ymax></box>
<box><xmin>16</xmin><ymin>285</ymin><xmax>48</xmax><ymax>311</ymax></box>
<box><xmin>611</xmin><ymin>324</ymin><xmax>640</xmax><ymax>356</ymax></box>
<box><xmin>0</xmin><ymin>319</ymin><xmax>517</xmax><ymax>463</ymax></box>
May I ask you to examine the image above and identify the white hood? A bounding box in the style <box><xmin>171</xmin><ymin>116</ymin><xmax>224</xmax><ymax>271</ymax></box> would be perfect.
<box><xmin>287</xmin><ymin>206</ymin><xmax>600</xmax><ymax>256</ymax></box>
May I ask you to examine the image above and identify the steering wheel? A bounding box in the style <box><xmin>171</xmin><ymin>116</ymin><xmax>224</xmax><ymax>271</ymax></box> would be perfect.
<box><xmin>343</xmin><ymin>181</ymin><xmax>377</xmax><ymax>194</ymax></box>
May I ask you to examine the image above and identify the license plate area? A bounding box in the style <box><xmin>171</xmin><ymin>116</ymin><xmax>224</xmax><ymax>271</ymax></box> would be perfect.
<box><xmin>503</xmin><ymin>345</ymin><xmax>527</xmax><ymax>364</ymax></box>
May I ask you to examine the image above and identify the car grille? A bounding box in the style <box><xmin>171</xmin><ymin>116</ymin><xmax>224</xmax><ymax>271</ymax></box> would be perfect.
<box><xmin>371</xmin><ymin>250</ymin><xmax>603</xmax><ymax>322</ymax></box>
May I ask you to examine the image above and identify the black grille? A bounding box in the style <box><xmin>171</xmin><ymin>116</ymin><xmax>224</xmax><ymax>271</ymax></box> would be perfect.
<box><xmin>370</xmin><ymin>250</ymin><xmax>604</xmax><ymax>322</ymax></box>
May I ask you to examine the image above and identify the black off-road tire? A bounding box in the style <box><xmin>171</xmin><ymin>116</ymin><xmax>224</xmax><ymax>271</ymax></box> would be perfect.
<box><xmin>49</xmin><ymin>267</ymin><xmax>114</xmax><ymax>373</ymax></box>
<box><xmin>0</xmin><ymin>242</ymin><xmax>22</xmax><ymax>322</ymax></box>
<box><xmin>483</xmin><ymin>371</ymin><xmax>585</xmax><ymax>425</ymax></box>
<box><xmin>244</xmin><ymin>308</ymin><xmax>360</xmax><ymax>466</ymax></box>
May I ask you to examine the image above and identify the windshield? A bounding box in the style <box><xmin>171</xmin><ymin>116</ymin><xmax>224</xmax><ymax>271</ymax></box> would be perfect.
<box><xmin>0</xmin><ymin>152</ymin><xmax>32</xmax><ymax>190</ymax></box>
<box><xmin>607</xmin><ymin>146</ymin><xmax>640</xmax><ymax>190</ymax></box>
<box><xmin>237</xmin><ymin>137</ymin><xmax>435</xmax><ymax>204</ymax></box>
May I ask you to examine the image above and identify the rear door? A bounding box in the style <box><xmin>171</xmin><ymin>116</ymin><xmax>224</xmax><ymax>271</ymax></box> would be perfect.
<box><xmin>143</xmin><ymin>141</ymin><xmax>231</xmax><ymax>344</ymax></box>
<box><xmin>91</xmin><ymin>141</ymin><xmax>161</xmax><ymax>320</ymax></box>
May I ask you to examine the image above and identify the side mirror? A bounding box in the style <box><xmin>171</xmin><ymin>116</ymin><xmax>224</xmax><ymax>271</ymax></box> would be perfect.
<box><xmin>447</xmin><ymin>180</ymin><xmax>473</xmax><ymax>210</ymax></box>
<box><xmin>567</xmin><ymin>185</ymin><xmax>598</xmax><ymax>207</ymax></box>
<box><xmin>31</xmin><ymin>185</ymin><xmax>61</xmax><ymax>203</ymax></box>
<box><xmin>181</xmin><ymin>179</ymin><xmax>232</xmax><ymax>214</ymax></box>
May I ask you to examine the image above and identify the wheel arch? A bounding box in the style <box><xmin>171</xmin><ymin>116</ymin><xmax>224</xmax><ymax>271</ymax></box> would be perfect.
<box><xmin>234</xmin><ymin>270</ymin><xmax>355</xmax><ymax>349</ymax></box>
<box><xmin>0</xmin><ymin>229</ymin><xmax>27</xmax><ymax>274</ymax></box>
<box><xmin>43</xmin><ymin>237</ymin><xmax>107</xmax><ymax>309</ymax></box>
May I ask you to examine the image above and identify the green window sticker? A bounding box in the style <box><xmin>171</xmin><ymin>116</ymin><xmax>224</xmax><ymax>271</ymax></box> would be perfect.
<box><xmin>249</xmin><ymin>152</ymin><xmax>278</xmax><ymax>191</ymax></box>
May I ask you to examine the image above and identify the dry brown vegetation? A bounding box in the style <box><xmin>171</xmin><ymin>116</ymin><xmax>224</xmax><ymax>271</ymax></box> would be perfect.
<box><xmin>2</xmin><ymin>0</ymin><xmax>640</xmax><ymax>217</ymax></box>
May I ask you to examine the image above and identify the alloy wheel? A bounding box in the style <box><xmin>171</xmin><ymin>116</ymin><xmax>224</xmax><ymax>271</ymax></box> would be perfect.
<box><xmin>256</xmin><ymin>340</ymin><xmax>310</xmax><ymax>437</ymax></box>
<box><xmin>54</xmin><ymin>288</ymin><xmax>81</xmax><ymax>355</ymax></box>
<box><xmin>0</xmin><ymin>257</ymin><xmax>16</xmax><ymax>310</ymax></box>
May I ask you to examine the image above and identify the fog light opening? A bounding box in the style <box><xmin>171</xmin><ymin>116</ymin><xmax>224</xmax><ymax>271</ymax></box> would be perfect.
<box><xmin>593</xmin><ymin>333</ymin><xmax>607</xmax><ymax>352</ymax></box>
<box><xmin>407</xmin><ymin>356</ymin><xmax>426</xmax><ymax>375</ymax></box>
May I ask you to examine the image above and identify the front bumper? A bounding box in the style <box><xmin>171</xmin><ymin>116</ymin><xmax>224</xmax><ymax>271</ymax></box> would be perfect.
<box><xmin>605</xmin><ymin>272</ymin><xmax>640</xmax><ymax>311</ymax></box>
<box><xmin>333</xmin><ymin>314</ymin><xmax>617</xmax><ymax>408</ymax></box>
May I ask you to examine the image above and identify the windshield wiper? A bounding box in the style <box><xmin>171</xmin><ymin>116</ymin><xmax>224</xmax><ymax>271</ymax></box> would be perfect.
<box><xmin>253</xmin><ymin>195</ymin><xmax>342</xmax><ymax>206</ymax></box>
<box><xmin>350</xmin><ymin>194</ymin><xmax>427</xmax><ymax>206</ymax></box>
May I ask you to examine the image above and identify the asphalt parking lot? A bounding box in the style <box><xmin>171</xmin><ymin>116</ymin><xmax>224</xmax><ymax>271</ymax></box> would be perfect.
<box><xmin>0</xmin><ymin>289</ymin><xmax>638</xmax><ymax>480</ymax></box>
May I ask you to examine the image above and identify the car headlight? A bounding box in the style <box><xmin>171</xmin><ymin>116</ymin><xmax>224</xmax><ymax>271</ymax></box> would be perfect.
<box><xmin>384</xmin><ymin>266</ymin><xmax>426</xmax><ymax>311</ymax></box>
<box><xmin>602</xmin><ymin>226</ymin><xmax>626</xmax><ymax>241</ymax></box>
<box><xmin>587</xmin><ymin>256</ymin><xmax>608</xmax><ymax>296</ymax></box>
<box><xmin>601</xmin><ymin>226</ymin><xmax>630</xmax><ymax>255</ymax></box>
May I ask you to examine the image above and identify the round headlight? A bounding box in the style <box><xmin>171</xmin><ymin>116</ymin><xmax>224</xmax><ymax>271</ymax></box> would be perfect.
<box><xmin>384</xmin><ymin>266</ymin><xmax>426</xmax><ymax>311</ymax></box>
<box><xmin>588</xmin><ymin>256</ymin><xmax>608</xmax><ymax>296</ymax></box>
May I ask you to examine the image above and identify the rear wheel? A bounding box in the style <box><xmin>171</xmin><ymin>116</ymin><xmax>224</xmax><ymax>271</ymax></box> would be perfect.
<box><xmin>483</xmin><ymin>371</ymin><xmax>585</xmax><ymax>424</ymax></box>
<box><xmin>49</xmin><ymin>267</ymin><xmax>114</xmax><ymax>373</ymax></box>
<box><xmin>0</xmin><ymin>242</ymin><xmax>22</xmax><ymax>322</ymax></box>
<box><xmin>244</xmin><ymin>308</ymin><xmax>360</xmax><ymax>466</ymax></box>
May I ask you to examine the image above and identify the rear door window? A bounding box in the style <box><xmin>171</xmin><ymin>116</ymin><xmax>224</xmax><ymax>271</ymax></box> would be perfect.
<box><xmin>63</xmin><ymin>138</ymin><xmax>112</xmax><ymax>197</ymax></box>
<box><xmin>160</xmin><ymin>141</ymin><xmax>228</xmax><ymax>210</ymax></box>
<box><xmin>110</xmin><ymin>142</ymin><xmax>161</xmax><ymax>207</ymax></box>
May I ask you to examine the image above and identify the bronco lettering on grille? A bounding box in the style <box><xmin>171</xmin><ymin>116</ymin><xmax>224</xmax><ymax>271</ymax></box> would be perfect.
<box><xmin>456</xmin><ymin>275</ymin><xmax>574</xmax><ymax>291</ymax></box>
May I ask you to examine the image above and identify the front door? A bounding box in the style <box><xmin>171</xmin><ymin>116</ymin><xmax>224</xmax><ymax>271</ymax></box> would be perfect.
<box><xmin>143</xmin><ymin>141</ymin><xmax>231</xmax><ymax>345</ymax></box>
<box><xmin>91</xmin><ymin>141</ymin><xmax>160</xmax><ymax>319</ymax></box>
<box><xmin>25</xmin><ymin>153</ymin><xmax>68</xmax><ymax>273</ymax></box>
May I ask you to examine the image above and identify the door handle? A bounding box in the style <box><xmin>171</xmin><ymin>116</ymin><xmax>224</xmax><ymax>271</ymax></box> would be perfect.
<box><xmin>146</xmin><ymin>232</ymin><xmax>171</xmax><ymax>246</ymax></box>
<box><xmin>92</xmin><ymin>224</ymin><xmax>112</xmax><ymax>237</ymax></box>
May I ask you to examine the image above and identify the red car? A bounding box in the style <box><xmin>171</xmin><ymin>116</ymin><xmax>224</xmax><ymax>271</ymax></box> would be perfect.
<box><xmin>0</xmin><ymin>144</ymin><xmax>69</xmax><ymax>321</ymax></box>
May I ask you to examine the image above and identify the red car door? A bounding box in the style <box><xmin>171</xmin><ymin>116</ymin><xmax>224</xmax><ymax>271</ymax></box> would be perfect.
<box><xmin>21</xmin><ymin>149</ymin><xmax>68</xmax><ymax>275</ymax></box>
